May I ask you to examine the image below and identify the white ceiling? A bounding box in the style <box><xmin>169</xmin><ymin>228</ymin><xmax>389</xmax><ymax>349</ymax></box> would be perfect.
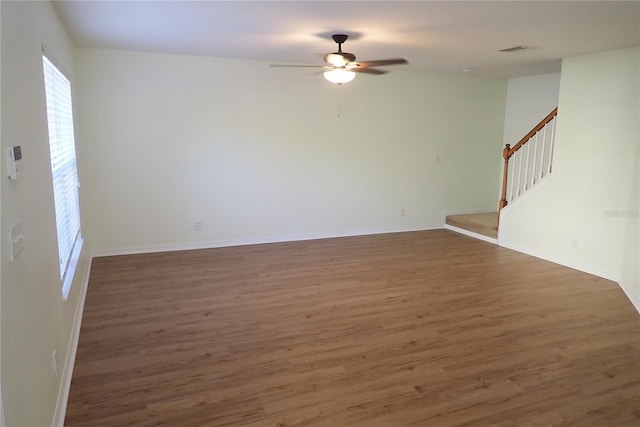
<box><xmin>54</xmin><ymin>1</ymin><xmax>640</xmax><ymax>78</ymax></box>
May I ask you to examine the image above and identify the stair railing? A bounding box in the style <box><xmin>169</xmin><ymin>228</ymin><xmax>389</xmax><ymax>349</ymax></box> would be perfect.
<box><xmin>499</xmin><ymin>107</ymin><xmax>558</xmax><ymax>211</ymax></box>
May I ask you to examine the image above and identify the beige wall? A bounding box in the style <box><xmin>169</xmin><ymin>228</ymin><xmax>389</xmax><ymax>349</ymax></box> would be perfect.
<box><xmin>75</xmin><ymin>48</ymin><xmax>508</xmax><ymax>254</ymax></box>
<box><xmin>1</xmin><ymin>1</ymin><xmax>92</xmax><ymax>425</ymax></box>
<box><xmin>502</xmin><ymin>72</ymin><xmax>561</xmax><ymax>147</ymax></box>
<box><xmin>499</xmin><ymin>47</ymin><xmax>640</xmax><ymax>312</ymax></box>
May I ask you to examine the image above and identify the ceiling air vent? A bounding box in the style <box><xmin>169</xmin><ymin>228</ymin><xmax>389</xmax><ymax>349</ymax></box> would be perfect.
<box><xmin>499</xmin><ymin>45</ymin><xmax>529</xmax><ymax>53</ymax></box>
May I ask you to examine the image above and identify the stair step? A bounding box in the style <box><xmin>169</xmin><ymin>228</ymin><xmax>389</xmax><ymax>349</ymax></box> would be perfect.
<box><xmin>445</xmin><ymin>212</ymin><xmax>498</xmax><ymax>239</ymax></box>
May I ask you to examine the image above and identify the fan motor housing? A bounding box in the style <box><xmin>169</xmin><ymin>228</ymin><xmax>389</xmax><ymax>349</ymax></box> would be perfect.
<box><xmin>324</xmin><ymin>52</ymin><xmax>356</xmax><ymax>64</ymax></box>
<box><xmin>332</xmin><ymin>34</ymin><xmax>349</xmax><ymax>44</ymax></box>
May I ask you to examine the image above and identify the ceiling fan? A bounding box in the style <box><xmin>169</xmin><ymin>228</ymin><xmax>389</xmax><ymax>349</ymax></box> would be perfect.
<box><xmin>271</xmin><ymin>34</ymin><xmax>408</xmax><ymax>85</ymax></box>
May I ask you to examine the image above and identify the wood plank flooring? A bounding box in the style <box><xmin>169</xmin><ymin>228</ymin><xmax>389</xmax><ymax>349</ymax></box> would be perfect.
<box><xmin>65</xmin><ymin>230</ymin><xmax>640</xmax><ymax>426</ymax></box>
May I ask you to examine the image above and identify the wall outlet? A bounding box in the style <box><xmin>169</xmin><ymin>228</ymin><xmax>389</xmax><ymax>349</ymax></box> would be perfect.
<box><xmin>571</xmin><ymin>240</ymin><xmax>579</xmax><ymax>251</ymax></box>
<box><xmin>194</xmin><ymin>221</ymin><xmax>202</xmax><ymax>231</ymax></box>
<box><xmin>400</xmin><ymin>208</ymin><xmax>406</xmax><ymax>217</ymax></box>
<box><xmin>52</xmin><ymin>350</ymin><xmax>58</xmax><ymax>378</ymax></box>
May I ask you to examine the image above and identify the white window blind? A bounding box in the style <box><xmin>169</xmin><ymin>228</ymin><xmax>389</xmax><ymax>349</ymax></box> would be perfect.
<box><xmin>43</xmin><ymin>54</ymin><xmax>82</xmax><ymax>286</ymax></box>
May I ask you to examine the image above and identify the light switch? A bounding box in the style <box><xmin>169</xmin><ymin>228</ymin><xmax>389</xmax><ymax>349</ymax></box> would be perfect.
<box><xmin>9</xmin><ymin>220</ymin><xmax>24</xmax><ymax>261</ymax></box>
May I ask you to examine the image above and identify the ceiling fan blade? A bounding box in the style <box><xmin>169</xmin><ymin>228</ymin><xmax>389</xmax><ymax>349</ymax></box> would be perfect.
<box><xmin>352</xmin><ymin>67</ymin><xmax>388</xmax><ymax>75</ymax></box>
<box><xmin>269</xmin><ymin>64</ymin><xmax>325</xmax><ymax>68</ymax></box>
<box><xmin>354</xmin><ymin>58</ymin><xmax>408</xmax><ymax>68</ymax></box>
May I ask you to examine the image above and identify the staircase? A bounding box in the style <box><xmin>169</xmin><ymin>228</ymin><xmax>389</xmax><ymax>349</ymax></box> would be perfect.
<box><xmin>499</xmin><ymin>107</ymin><xmax>558</xmax><ymax>210</ymax></box>
<box><xmin>445</xmin><ymin>108</ymin><xmax>558</xmax><ymax>241</ymax></box>
<box><xmin>446</xmin><ymin>212</ymin><xmax>498</xmax><ymax>239</ymax></box>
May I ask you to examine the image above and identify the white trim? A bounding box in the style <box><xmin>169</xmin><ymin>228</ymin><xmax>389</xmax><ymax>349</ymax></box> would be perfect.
<box><xmin>52</xmin><ymin>255</ymin><xmax>92</xmax><ymax>427</ymax></box>
<box><xmin>443</xmin><ymin>224</ymin><xmax>498</xmax><ymax>244</ymax></box>
<box><xmin>617</xmin><ymin>280</ymin><xmax>640</xmax><ymax>315</ymax></box>
<box><xmin>499</xmin><ymin>173</ymin><xmax>551</xmax><ymax>216</ymax></box>
<box><xmin>1</xmin><ymin>379</ymin><xmax>5</xmax><ymax>427</ymax></box>
<box><xmin>499</xmin><ymin>239</ymin><xmax>639</xmax><ymax>315</ymax></box>
<box><xmin>92</xmin><ymin>224</ymin><xmax>442</xmax><ymax>257</ymax></box>
<box><xmin>62</xmin><ymin>237</ymin><xmax>83</xmax><ymax>301</ymax></box>
<box><xmin>498</xmin><ymin>239</ymin><xmax>619</xmax><ymax>282</ymax></box>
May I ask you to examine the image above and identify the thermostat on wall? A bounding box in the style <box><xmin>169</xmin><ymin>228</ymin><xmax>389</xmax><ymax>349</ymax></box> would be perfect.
<box><xmin>7</xmin><ymin>145</ymin><xmax>22</xmax><ymax>180</ymax></box>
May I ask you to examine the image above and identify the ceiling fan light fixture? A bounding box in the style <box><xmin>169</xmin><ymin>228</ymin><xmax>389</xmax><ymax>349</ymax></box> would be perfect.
<box><xmin>271</xmin><ymin>33</ymin><xmax>406</xmax><ymax>85</ymax></box>
<box><xmin>323</xmin><ymin>69</ymin><xmax>356</xmax><ymax>85</ymax></box>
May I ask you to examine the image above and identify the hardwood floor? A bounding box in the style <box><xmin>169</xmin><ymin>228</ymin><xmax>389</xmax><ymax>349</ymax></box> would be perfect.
<box><xmin>65</xmin><ymin>230</ymin><xmax>640</xmax><ymax>426</ymax></box>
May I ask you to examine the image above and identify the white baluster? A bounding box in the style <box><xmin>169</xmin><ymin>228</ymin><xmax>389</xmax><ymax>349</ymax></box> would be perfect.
<box><xmin>516</xmin><ymin>148</ymin><xmax>523</xmax><ymax>197</ymax></box>
<box><xmin>509</xmin><ymin>150</ymin><xmax>517</xmax><ymax>203</ymax></box>
<box><xmin>522</xmin><ymin>137</ymin><xmax>533</xmax><ymax>193</ymax></box>
<box><xmin>531</xmin><ymin>132</ymin><xmax>539</xmax><ymax>188</ymax></box>
<box><xmin>540</xmin><ymin>124</ymin><xmax>547</xmax><ymax>180</ymax></box>
<box><xmin>547</xmin><ymin>118</ymin><xmax>556</xmax><ymax>175</ymax></box>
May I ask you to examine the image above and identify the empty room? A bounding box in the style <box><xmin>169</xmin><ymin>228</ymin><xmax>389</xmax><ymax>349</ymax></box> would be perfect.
<box><xmin>1</xmin><ymin>1</ymin><xmax>639</xmax><ymax>426</ymax></box>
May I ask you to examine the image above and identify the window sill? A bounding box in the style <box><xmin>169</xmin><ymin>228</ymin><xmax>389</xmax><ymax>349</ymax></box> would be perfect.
<box><xmin>62</xmin><ymin>236</ymin><xmax>84</xmax><ymax>301</ymax></box>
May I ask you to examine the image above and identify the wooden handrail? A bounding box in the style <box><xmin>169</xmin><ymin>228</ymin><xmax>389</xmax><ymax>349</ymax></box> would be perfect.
<box><xmin>506</xmin><ymin>107</ymin><xmax>558</xmax><ymax>159</ymax></box>
<box><xmin>499</xmin><ymin>107</ymin><xmax>558</xmax><ymax>211</ymax></box>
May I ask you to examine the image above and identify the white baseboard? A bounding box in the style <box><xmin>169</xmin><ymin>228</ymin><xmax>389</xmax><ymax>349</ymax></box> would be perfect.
<box><xmin>498</xmin><ymin>239</ymin><xmax>640</xmax><ymax>315</ymax></box>
<box><xmin>92</xmin><ymin>224</ymin><xmax>442</xmax><ymax>257</ymax></box>
<box><xmin>444</xmin><ymin>224</ymin><xmax>498</xmax><ymax>244</ymax></box>
<box><xmin>1</xmin><ymin>375</ymin><xmax>5</xmax><ymax>427</ymax></box>
<box><xmin>52</xmin><ymin>255</ymin><xmax>93</xmax><ymax>427</ymax></box>
<box><xmin>498</xmin><ymin>240</ymin><xmax>618</xmax><ymax>282</ymax></box>
<box><xmin>617</xmin><ymin>280</ymin><xmax>640</xmax><ymax>315</ymax></box>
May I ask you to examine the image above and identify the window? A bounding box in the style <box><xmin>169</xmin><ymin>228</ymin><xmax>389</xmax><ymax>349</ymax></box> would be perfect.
<box><xmin>43</xmin><ymin>53</ymin><xmax>83</xmax><ymax>300</ymax></box>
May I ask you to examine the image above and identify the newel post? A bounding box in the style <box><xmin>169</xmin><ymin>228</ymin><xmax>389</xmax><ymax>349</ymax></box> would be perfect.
<box><xmin>498</xmin><ymin>144</ymin><xmax>511</xmax><ymax>211</ymax></box>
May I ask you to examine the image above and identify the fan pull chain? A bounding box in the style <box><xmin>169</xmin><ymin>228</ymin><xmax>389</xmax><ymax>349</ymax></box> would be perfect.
<box><xmin>337</xmin><ymin>85</ymin><xmax>343</xmax><ymax>118</ymax></box>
